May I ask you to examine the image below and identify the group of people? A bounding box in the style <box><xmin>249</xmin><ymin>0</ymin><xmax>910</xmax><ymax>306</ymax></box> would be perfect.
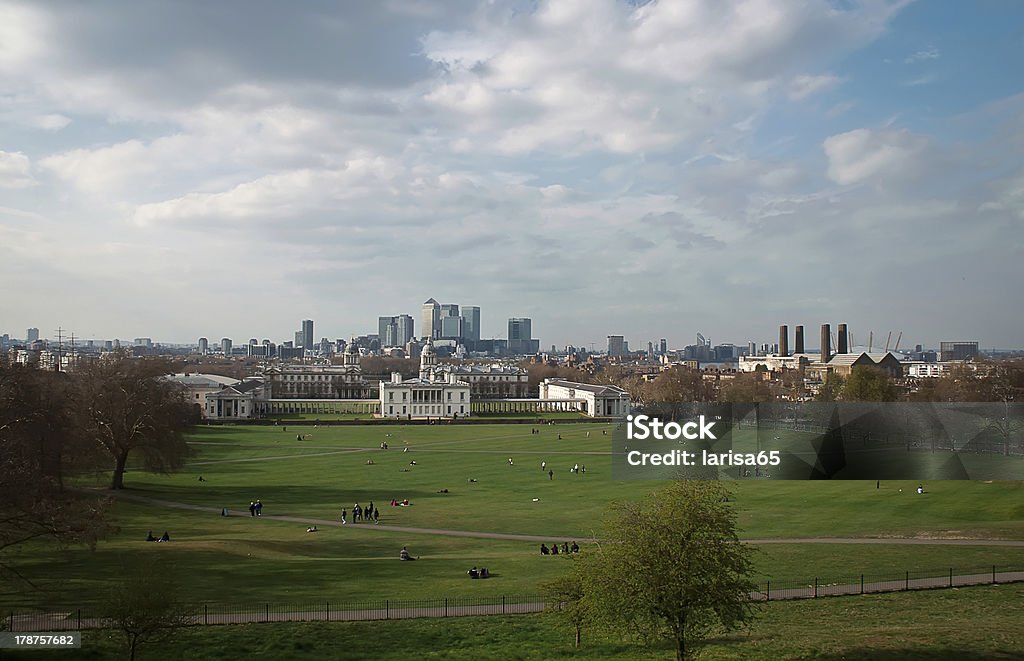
<box><xmin>145</xmin><ymin>530</ymin><xmax>171</xmax><ymax>542</ymax></box>
<box><xmin>248</xmin><ymin>500</ymin><xmax>264</xmax><ymax>516</ymax></box>
<box><xmin>467</xmin><ymin>566</ymin><xmax>490</xmax><ymax>579</ymax></box>
<box><xmin>341</xmin><ymin>501</ymin><xmax>380</xmax><ymax>524</ymax></box>
<box><xmin>540</xmin><ymin>541</ymin><xmax>579</xmax><ymax>555</ymax></box>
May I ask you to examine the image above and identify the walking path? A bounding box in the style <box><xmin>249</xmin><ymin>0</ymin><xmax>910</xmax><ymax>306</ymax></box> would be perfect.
<box><xmin>105</xmin><ymin>491</ymin><xmax>1024</xmax><ymax>546</ymax></box>
<box><xmin>12</xmin><ymin>572</ymin><xmax>1023</xmax><ymax>632</ymax></box>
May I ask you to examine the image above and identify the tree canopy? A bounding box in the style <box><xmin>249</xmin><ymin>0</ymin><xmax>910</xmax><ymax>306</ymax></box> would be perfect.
<box><xmin>580</xmin><ymin>480</ymin><xmax>757</xmax><ymax>660</ymax></box>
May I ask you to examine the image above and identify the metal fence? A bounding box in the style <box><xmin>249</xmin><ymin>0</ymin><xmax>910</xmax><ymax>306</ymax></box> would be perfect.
<box><xmin>752</xmin><ymin>565</ymin><xmax>1023</xmax><ymax>601</ymax></box>
<box><xmin>6</xmin><ymin>566</ymin><xmax>1022</xmax><ymax>632</ymax></box>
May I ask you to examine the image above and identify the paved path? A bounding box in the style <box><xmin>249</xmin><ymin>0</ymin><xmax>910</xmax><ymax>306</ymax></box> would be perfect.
<box><xmin>104</xmin><ymin>491</ymin><xmax>1024</xmax><ymax>546</ymax></box>
<box><xmin>12</xmin><ymin>572</ymin><xmax>1023</xmax><ymax>631</ymax></box>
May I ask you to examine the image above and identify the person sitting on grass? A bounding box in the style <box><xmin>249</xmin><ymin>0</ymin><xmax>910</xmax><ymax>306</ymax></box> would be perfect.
<box><xmin>306</xmin><ymin>526</ymin><xmax>318</xmax><ymax>533</ymax></box>
<box><xmin>468</xmin><ymin>567</ymin><xmax>479</xmax><ymax>579</ymax></box>
<box><xmin>159</xmin><ymin>531</ymin><xmax>170</xmax><ymax>542</ymax></box>
<box><xmin>480</xmin><ymin>567</ymin><xmax>489</xmax><ymax>578</ymax></box>
<box><xmin>146</xmin><ymin>530</ymin><xmax>156</xmax><ymax>542</ymax></box>
<box><xmin>399</xmin><ymin>546</ymin><xmax>414</xmax><ymax>561</ymax></box>
<box><xmin>540</xmin><ymin>544</ymin><xmax>550</xmax><ymax>555</ymax></box>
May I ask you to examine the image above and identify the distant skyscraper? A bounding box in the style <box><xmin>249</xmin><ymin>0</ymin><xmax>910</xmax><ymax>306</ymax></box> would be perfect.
<box><xmin>198</xmin><ymin>337</ymin><xmax>209</xmax><ymax>354</ymax></box>
<box><xmin>301</xmin><ymin>320</ymin><xmax>314</xmax><ymax>349</ymax></box>
<box><xmin>421</xmin><ymin>298</ymin><xmax>441</xmax><ymax>340</ymax></box>
<box><xmin>607</xmin><ymin>335</ymin><xmax>625</xmax><ymax>357</ymax></box>
<box><xmin>659</xmin><ymin>338</ymin><xmax>667</xmax><ymax>355</ymax></box>
<box><xmin>26</xmin><ymin>328</ymin><xmax>39</xmax><ymax>343</ymax></box>
<box><xmin>508</xmin><ymin>318</ymin><xmax>537</xmax><ymax>354</ymax></box>
<box><xmin>440</xmin><ymin>315</ymin><xmax>463</xmax><ymax>339</ymax></box>
<box><xmin>439</xmin><ymin>304</ymin><xmax>460</xmax><ymax>319</ymax></box>
<box><xmin>462</xmin><ymin>306</ymin><xmax>481</xmax><ymax>343</ymax></box>
<box><xmin>294</xmin><ymin>331</ymin><xmax>304</xmax><ymax>348</ymax></box>
<box><xmin>221</xmin><ymin>338</ymin><xmax>232</xmax><ymax>355</ymax></box>
<box><xmin>379</xmin><ymin>315</ymin><xmax>415</xmax><ymax>347</ymax></box>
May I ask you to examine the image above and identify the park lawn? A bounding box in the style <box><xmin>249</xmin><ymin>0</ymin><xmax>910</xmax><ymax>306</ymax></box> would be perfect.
<box><xmin>93</xmin><ymin>424</ymin><xmax>1024</xmax><ymax>540</ymax></box>
<box><xmin>3</xmin><ymin>497</ymin><xmax>1021</xmax><ymax>614</ymax></box>
<box><xmin>8</xmin><ymin>584</ymin><xmax>1024</xmax><ymax>660</ymax></box>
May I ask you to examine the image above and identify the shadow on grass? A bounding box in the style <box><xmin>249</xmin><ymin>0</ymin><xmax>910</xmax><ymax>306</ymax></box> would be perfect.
<box><xmin>795</xmin><ymin>650</ymin><xmax>1022</xmax><ymax>660</ymax></box>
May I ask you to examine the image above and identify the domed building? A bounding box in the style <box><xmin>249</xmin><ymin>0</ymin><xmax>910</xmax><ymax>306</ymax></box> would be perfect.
<box><xmin>379</xmin><ymin>340</ymin><xmax>471</xmax><ymax>419</ymax></box>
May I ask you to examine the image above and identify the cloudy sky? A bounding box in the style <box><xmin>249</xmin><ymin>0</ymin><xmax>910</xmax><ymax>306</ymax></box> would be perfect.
<box><xmin>2</xmin><ymin>0</ymin><xmax>1022</xmax><ymax>350</ymax></box>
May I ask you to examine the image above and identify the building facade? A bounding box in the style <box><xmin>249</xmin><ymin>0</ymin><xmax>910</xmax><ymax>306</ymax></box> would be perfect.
<box><xmin>378</xmin><ymin>342</ymin><xmax>471</xmax><ymax>419</ymax></box>
<box><xmin>539</xmin><ymin>378</ymin><xmax>631</xmax><ymax>417</ymax></box>
<box><xmin>263</xmin><ymin>341</ymin><xmax>372</xmax><ymax>399</ymax></box>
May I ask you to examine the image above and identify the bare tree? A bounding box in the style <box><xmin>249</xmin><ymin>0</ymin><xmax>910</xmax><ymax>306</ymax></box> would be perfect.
<box><xmin>0</xmin><ymin>364</ymin><xmax>110</xmax><ymax>585</ymax></box>
<box><xmin>103</xmin><ymin>563</ymin><xmax>197</xmax><ymax>661</ymax></box>
<box><xmin>77</xmin><ymin>352</ymin><xmax>195</xmax><ymax>490</ymax></box>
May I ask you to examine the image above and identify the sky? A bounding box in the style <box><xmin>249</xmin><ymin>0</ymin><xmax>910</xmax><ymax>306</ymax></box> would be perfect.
<box><xmin>1</xmin><ymin>0</ymin><xmax>1022</xmax><ymax>350</ymax></box>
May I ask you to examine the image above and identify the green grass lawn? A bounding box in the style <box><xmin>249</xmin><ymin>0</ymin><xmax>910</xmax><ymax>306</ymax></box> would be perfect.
<box><xmin>104</xmin><ymin>424</ymin><xmax>1024</xmax><ymax>539</ymax></box>
<box><xmin>9</xmin><ymin>584</ymin><xmax>1024</xmax><ymax>660</ymax></box>
<box><xmin>3</xmin><ymin>424</ymin><xmax>1021</xmax><ymax>616</ymax></box>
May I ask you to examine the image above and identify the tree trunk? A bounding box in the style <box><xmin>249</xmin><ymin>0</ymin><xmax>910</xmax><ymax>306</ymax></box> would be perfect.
<box><xmin>575</xmin><ymin>624</ymin><xmax>581</xmax><ymax>648</ymax></box>
<box><xmin>676</xmin><ymin>635</ymin><xmax>685</xmax><ymax>661</ymax></box>
<box><xmin>111</xmin><ymin>450</ymin><xmax>128</xmax><ymax>490</ymax></box>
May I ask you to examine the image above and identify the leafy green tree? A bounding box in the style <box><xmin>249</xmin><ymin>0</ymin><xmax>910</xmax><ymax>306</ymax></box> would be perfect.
<box><xmin>583</xmin><ymin>481</ymin><xmax>757</xmax><ymax>660</ymax></box>
<box><xmin>77</xmin><ymin>352</ymin><xmax>195</xmax><ymax>490</ymax></box>
<box><xmin>541</xmin><ymin>559</ymin><xmax>590</xmax><ymax>648</ymax></box>
<box><xmin>815</xmin><ymin>372</ymin><xmax>845</xmax><ymax>402</ymax></box>
<box><xmin>842</xmin><ymin>366</ymin><xmax>896</xmax><ymax>402</ymax></box>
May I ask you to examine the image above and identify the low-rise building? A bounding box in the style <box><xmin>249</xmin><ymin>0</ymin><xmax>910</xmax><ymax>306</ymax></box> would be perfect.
<box><xmin>539</xmin><ymin>378</ymin><xmax>630</xmax><ymax>417</ymax></box>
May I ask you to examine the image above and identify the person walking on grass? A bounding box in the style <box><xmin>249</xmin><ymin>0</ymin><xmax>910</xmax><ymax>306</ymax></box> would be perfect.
<box><xmin>341</xmin><ymin>509</ymin><xmax>347</xmax><ymax>525</ymax></box>
<box><xmin>548</xmin><ymin>469</ymin><xmax>554</xmax><ymax>480</ymax></box>
<box><xmin>255</xmin><ymin>500</ymin><xmax>263</xmax><ymax>516</ymax></box>
<box><xmin>249</xmin><ymin>501</ymin><xmax>256</xmax><ymax>517</ymax></box>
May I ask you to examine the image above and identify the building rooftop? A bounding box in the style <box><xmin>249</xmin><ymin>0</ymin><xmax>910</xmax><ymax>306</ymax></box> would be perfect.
<box><xmin>545</xmin><ymin>379</ymin><xmax>628</xmax><ymax>396</ymax></box>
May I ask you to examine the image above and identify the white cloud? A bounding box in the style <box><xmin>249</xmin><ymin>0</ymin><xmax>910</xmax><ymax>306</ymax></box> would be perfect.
<box><xmin>0</xmin><ymin>150</ymin><xmax>34</xmax><ymax>188</ymax></box>
<box><xmin>421</xmin><ymin>0</ymin><xmax>905</xmax><ymax>155</ymax></box>
<box><xmin>979</xmin><ymin>168</ymin><xmax>1024</xmax><ymax>221</ymax></box>
<box><xmin>788</xmin><ymin>74</ymin><xmax>842</xmax><ymax>100</ymax></box>
<box><xmin>823</xmin><ymin>128</ymin><xmax>930</xmax><ymax>185</ymax></box>
<box><xmin>905</xmin><ymin>46</ymin><xmax>940</xmax><ymax>63</ymax></box>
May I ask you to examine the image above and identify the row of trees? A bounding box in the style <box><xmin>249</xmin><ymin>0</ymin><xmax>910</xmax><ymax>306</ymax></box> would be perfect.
<box><xmin>588</xmin><ymin>360</ymin><xmax>1024</xmax><ymax>407</ymax></box>
<box><xmin>0</xmin><ymin>352</ymin><xmax>195</xmax><ymax>583</ymax></box>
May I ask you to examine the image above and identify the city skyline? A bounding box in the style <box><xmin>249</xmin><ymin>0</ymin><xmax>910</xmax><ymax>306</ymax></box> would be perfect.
<box><xmin>2</xmin><ymin>1</ymin><xmax>1022</xmax><ymax>347</ymax></box>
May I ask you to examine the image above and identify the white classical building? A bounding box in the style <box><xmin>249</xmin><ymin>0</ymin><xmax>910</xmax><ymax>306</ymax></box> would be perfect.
<box><xmin>202</xmin><ymin>378</ymin><xmax>270</xmax><ymax>420</ymax></box>
<box><xmin>167</xmin><ymin>373</ymin><xmax>243</xmax><ymax>412</ymax></box>
<box><xmin>378</xmin><ymin>341</ymin><xmax>471</xmax><ymax>419</ymax></box>
<box><xmin>538</xmin><ymin>379</ymin><xmax>631</xmax><ymax>417</ymax></box>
